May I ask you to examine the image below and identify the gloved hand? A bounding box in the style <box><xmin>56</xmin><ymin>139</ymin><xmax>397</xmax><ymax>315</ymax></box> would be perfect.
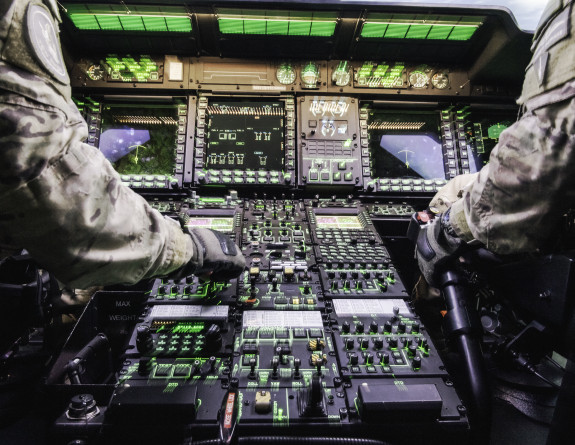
<box><xmin>173</xmin><ymin>228</ymin><xmax>245</xmax><ymax>281</ymax></box>
<box><xmin>415</xmin><ymin>210</ymin><xmax>466</xmax><ymax>288</ymax></box>
<box><xmin>429</xmin><ymin>173</ymin><xmax>478</xmax><ymax>214</ymax></box>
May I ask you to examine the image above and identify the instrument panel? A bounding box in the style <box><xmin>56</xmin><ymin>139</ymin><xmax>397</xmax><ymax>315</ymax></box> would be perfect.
<box><xmin>40</xmin><ymin>2</ymin><xmax>533</xmax><ymax>444</ymax></box>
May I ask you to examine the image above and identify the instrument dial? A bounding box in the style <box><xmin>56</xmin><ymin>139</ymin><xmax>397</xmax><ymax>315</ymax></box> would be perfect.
<box><xmin>276</xmin><ymin>63</ymin><xmax>296</xmax><ymax>85</ymax></box>
<box><xmin>86</xmin><ymin>64</ymin><xmax>105</xmax><ymax>81</ymax></box>
<box><xmin>431</xmin><ymin>72</ymin><xmax>450</xmax><ymax>89</ymax></box>
<box><xmin>408</xmin><ymin>70</ymin><xmax>429</xmax><ymax>88</ymax></box>
<box><xmin>301</xmin><ymin>62</ymin><xmax>319</xmax><ymax>88</ymax></box>
<box><xmin>332</xmin><ymin>61</ymin><xmax>351</xmax><ymax>87</ymax></box>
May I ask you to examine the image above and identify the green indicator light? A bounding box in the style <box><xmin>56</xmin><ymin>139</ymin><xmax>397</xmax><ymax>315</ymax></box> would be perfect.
<box><xmin>361</xmin><ymin>22</ymin><xmax>386</xmax><ymax>38</ymax></box>
<box><xmin>310</xmin><ymin>21</ymin><xmax>336</xmax><ymax>37</ymax></box>
<box><xmin>219</xmin><ymin>18</ymin><xmax>244</xmax><ymax>34</ymax></box>
<box><xmin>427</xmin><ymin>25</ymin><xmax>453</xmax><ymax>40</ymax></box>
<box><xmin>142</xmin><ymin>16</ymin><xmax>167</xmax><ymax>31</ymax></box>
<box><xmin>166</xmin><ymin>17</ymin><xmax>192</xmax><ymax>32</ymax></box>
<box><xmin>488</xmin><ymin>123</ymin><xmax>508</xmax><ymax>139</ymax></box>
<box><xmin>361</xmin><ymin>13</ymin><xmax>482</xmax><ymax>41</ymax></box>
<box><xmin>267</xmin><ymin>21</ymin><xmax>289</xmax><ymax>35</ymax></box>
<box><xmin>344</xmin><ymin>139</ymin><xmax>352</xmax><ymax>148</ymax></box>
<box><xmin>384</xmin><ymin>24</ymin><xmax>409</xmax><ymax>39</ymax></box>
<box><xmin>288</xmin><ymin>20</ymin><xmax>312</xmax><ymax>36</ymax></box>
<box><xmin>373</xmin><ymin>64</ymin><xmax>389</xmax><ymax>77</ymax></box>
<box><xmin>97</xmin><ymin>15</ymin><xmax>121</xmax><ymax>30</ymax></box>
<box><xmin>119</xmin><ymin>16</ymin><xmax>145</xmax><ymax>31</ymax></box>
<box><xmin>406</xmin><ymin>24</ymin><xmax>431</xmax><ymax>39</ymax></box>
<box><xmin>448</xmin><ymin>26</ymin><xmax>478</xmax><ymax>41</ymax></box>
<box><xmin>358</xmin><ymin>65</ymin><xmax>374</xmax><ymax>77</ymax></box>
<box><xmin>217</xmin><ymin>9</ymin><xmax>337</xmax><ymax>37</ymax></box>
<box><xmin>245</xmin><ymin>19</ymin><xmax>267</xmax><ymax>34</ymax></box>
<box><xmin>70</xmin><ymin>15</ymin><xmax>100</xmax><ymax>30</ymax></box>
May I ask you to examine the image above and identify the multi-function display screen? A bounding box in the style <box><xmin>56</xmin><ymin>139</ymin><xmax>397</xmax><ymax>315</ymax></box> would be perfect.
<box><xmin>458</xmin><ymin>109</ymin><xmax>516</xmax><ymax>173</ymax></box>
<box><xmin>205</xmin><ymin>100</ymin><xmax>284</xmax><ymax>171</ymax></box>
<box><xmin>315</xmin><ymin>215</ymin><xmax>363</xmax><ymax>229</ymax></box>
<box><xmin>185</xmin><ymin>217</ymin><xmax>234</xmax><ymax>233</ymax></box>
<box><xmin>99</xmin><ymin>103</ymin><xmax>179</xmax><ymax>176</ymax></box>
<box><xmin>368</xmin><ymin>110</ymin><xmax>445</xmax><ymax>180</ymax></box>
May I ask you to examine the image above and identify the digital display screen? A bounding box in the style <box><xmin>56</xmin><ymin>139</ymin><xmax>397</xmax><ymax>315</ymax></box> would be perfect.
<box><xmin>356</xmin><ymin>62</ymin><xmax>406</xmax><ymax>88</ymax></box>
<box><xmin>458</xmin><ymin>109</ymin><xmax>516</xmax><ymax>173</ymax></box>
<box><xmin>206</xmin><ymin>100</ymin><xmax>284</xmax><ymax>171</ymax></box>
<box><xmin>99</xmin><ymin>103</ymin><xmax>179</xmax><ymax>176</ymax></box>
<box><xmin>315</xmin><ymin>215</ymin><xmax>363</xmax><ymax>229</ymax></box>
<box><xmin>368</xmin><ymin>110</ymin><xmax>445</xmax><ymax>179</ymax></box>
<box><xmin>185</xmin><ymin>217</ymin><xmax>234</xmax><ymax>232</ymax></box>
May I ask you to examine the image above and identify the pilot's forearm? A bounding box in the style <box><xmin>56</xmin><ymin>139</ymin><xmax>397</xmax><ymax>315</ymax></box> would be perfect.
<box><xmin>450</xmin><ymin>97</ymin><xmax>575</xmax><ymax>254</ymax></box>
<box><xmin>0</xmin><ymin>94</ymin><xmax>194</xmax><ymax>288</ymax></box>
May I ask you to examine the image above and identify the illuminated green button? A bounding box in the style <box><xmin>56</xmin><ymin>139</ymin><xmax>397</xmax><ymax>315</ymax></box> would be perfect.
<box><xmin>333</xmin><ymin>172</ymin><xmax>342</xmax><ymax>181</ymax></box>
<box><xmin>222</xmin><ymin>170</ymin><xmax>232</xmax><ymax>176</ymax></box>
<box><xmin>246</xmin><ymin>178</ymin><xmax>256</xmax><ymax>184</ymax></box>
<box><xmin>344</xmin><ymin>172</ymin><xmax>353</xmax><ymax>181</ymax></box>
<box><xmin>246</xmin><ymin>171</ymin><xmax>256</xmax><ymax>177</ymax></box>
<box><xmin>391</xmin><ymin>179</ymin><xmax>401</xmax><ymax>185</ymax></box>
<box><xmin>270</xmin><ymin>171</ymin><xmax>279</xmax><ymax>177</ymax></box>
<box><xmin>391</xmin><ymin>186</ymin><xmax>401</xmax><ymax>192</ymax></box>
<box><xmin>145</xmin><ymin>175</ymin><xmax>155</xmax><ymax>181</ymax></box>
<box><xmin>155</xmin><ymin>183</ymin><xmax>166</xmax><ymax>188</ymax></box>
<box><xmin>156</xmin><ymin>175</ymin><xmax>166</xmax><ymax>181</ymax></box>
<box><xmin>222</xmin><ymin>177</ymin><xmax>232</xmax><ymax>183</ymax></box>
<box><xmin>258</xmin><ymin>178</ymin><xmax>267</xmax><ymax>184</ymax></box>
<box><xmin>144</xmin><ymin>182</ymin><xmax>155</xmax><ymax>188</ymax></box>
<box><xmin>121</xmin><ymin>175</ymin><xmax>131</xmax><ymax>181</ymax></box>
<box><xmin>270</xmin><ymin>178</ymin><xmax>279</xmax><ymax>184</ymax></box>
<box><xmin>132</xmin><ymin>175</ymin><xmax>143</xmax><ymax>181</ymax></box>
<box><xmin>338</xmin><ymin>161</ymin><xmax>346</xmax><ymax>170</ymax></box>
<box><xmin>132</xmin><ymin>181</ymin><xmax>142</xmax><ymax>187</ymax></box>
<box><xmin>379</xmin><ymin>185</ymin><xmax>390</xmax><ymax>192</ymax></box>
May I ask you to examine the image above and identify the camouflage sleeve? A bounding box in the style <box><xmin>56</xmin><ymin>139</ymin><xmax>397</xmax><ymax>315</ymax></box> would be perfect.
<box><xmin>0</xmin><ymin>90</ymin><xmax>194</xmax><ymax>288</ymax></box>
<box><xmin>448</xmin><ymin>0</ymin><xmax>575</xmax><ymax>255</ymax></box>
<box><xmin>449</xmin><ymin>90</ymin><xmax>575</xmax><ymax>254</ymax></box>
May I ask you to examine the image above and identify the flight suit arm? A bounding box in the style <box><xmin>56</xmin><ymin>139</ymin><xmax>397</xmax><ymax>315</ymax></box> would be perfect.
<box><xmin>449</xmin><ymin>95</ymin><xmax>575</xmax><ymax>254</ymax></box>
<box><xmin>0</xmin><ymin>94</ymin><xmax>194</xmax><ymax>288</ymax></box>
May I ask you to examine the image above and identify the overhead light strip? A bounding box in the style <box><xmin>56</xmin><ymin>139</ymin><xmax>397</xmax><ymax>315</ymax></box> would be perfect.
<box><xmin>217</xmin><ymin>9</ymin><xmax>338</xmax><ymax>37</ymax></box>
<box><xmin>361</xmin><ymin>15</ymin><xmax>483</xmax><ymax>41</ymax></box>
<box><xmin>64</xmin><ymin>4</ymin><xmax>192</xmax><ymax>32</ymax></box>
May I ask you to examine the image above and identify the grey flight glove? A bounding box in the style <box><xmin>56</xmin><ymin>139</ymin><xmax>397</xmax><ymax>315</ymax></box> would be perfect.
<box><xmin>174</xmin><ymin>228</ymin><xmax>245</xmax><ymax>281</ymax></box>
<box><xmin>415</xmin><ymin>209</ymin><xmax>467</xmax><ymax>288</ymax></box>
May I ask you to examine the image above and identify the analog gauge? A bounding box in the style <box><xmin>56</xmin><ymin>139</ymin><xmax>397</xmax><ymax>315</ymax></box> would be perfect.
<box><xmin>409</xmin><ymin>70</ymin><xmax>429</xmax><ymax>88</ymax></box>
<box><xmin>301</xmin><ymin>62</ymin><xmax>319</xmax><ymax>88</ymax></box>
<box><xmin>276</xmin><ymin>63</ymin><xmax>296</xmax><ymax>85</ymax></box>
<box><xmin>86</xmin><ymin>64</ymin><xmax>105</xmax><ymax>81</ymax></box>
<box><xmin>431</xmin><ymin>72</ymin><xmax>449</xmax><ymax>89</ymax></box>
<box><xmin>332</xmin><ymin>61</ymin><xmax>351</xmax><ymax>87</ymax></box>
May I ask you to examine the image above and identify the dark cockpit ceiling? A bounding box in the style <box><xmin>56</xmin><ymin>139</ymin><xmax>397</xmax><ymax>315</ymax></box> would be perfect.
<box><xmin>59</xmin><ymin>0</ymin><xmax>533</xmax><ymax>96</ymax></box>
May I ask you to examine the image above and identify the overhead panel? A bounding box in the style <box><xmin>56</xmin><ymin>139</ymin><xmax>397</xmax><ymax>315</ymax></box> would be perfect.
<box><xmin>217</xmin><ymin>9</ymin><xmax>338</xmax><ymax>37</ymax></box>
<box><xmin>64</xmin><ymin>3</ymin><xmax>193</xmax><ymax>32</ymax></box>
<box><xmin>361</xmin><ymin>14</ymin><xmax>483</xmax><ymax>41</ymax></box>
